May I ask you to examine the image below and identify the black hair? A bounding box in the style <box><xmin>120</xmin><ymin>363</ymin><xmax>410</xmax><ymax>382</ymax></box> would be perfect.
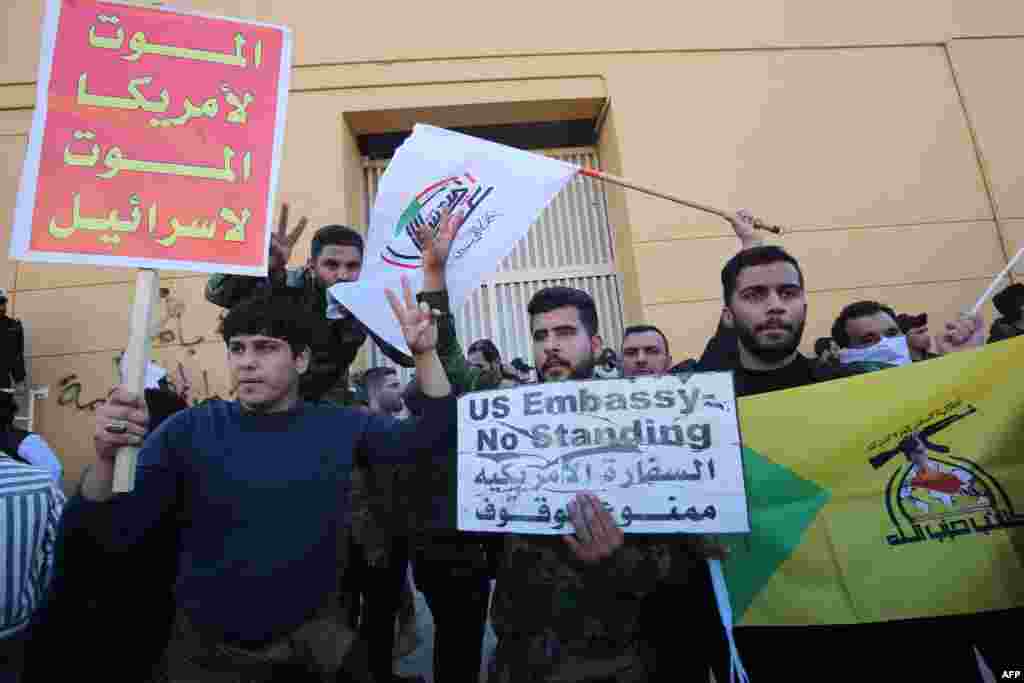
<box><xmin>467</xmin><ymin>339</ymin><xmax>501</xmax><ymax>363</ymax></box>
<box><xmin>527</xmin><ymin>287</ymin><xmax>599</xmax><ymax>338</ymax></box>
<box><xmin>510</xmin><ymin>357</ymin><xmax>532</xmax><ymax>373</ymax></box>
<box><xmin>993</xmin><ymin>283</ymin><xmax>1024</xmax><ymax>323</ymax></box>
<box><xmin>622</xmin><ymin>324</ymin><xmax>671</xmax><ymax>354</ymax></box>
<box><xmin>831</xmin><ymin>300</ymin><xmax>899</xmax><ymax>348</ymax></box>
<box><xmin>813</xmin><ymin>336</ymin><xmax>835</xmax><ymax>357</ymax></box>
<box><xmin>311</xmin><ymin>225</ymin><xmax>364</xmax><ymax>260</ymax></box>
<box><xmin>721</xmin><ymin>246</ymin><xmax>804</xmax><ymax>304</ymax></box>
<box><xmin>896</xmin><ymin>313</ymin><xmax>928</xmax><ymax>334</ymax></box>
<box><xmin>220</xmin><ymin>296</ymin><xmax>315</xmax><ymax>357</ymax></box>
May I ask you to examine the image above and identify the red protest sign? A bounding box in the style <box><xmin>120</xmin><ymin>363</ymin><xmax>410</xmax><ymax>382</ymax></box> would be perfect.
<box><xmin>10</xmin><ymin>0</ymin><xmax>292</xmax><ymax>275</ymax></box>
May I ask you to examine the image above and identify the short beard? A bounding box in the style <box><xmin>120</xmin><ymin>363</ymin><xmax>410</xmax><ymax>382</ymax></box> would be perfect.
<box><xmin>538</xmin><ymin>354</ymin><xmax>596</xmax><ymax>383</ymax></box>
<box><xmin>734</xmin><ymin>317</ymin><xmax>805</xmax><ymax>364</ymax></box>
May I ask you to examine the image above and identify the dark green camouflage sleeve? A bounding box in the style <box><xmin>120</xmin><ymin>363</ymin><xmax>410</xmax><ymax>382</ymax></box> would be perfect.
<box><xmin>416</xmin><ymin>289</ymin><xmax>501</xmax><ymax>393</ymax></box>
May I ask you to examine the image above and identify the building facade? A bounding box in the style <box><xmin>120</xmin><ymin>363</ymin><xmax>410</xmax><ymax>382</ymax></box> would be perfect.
<box><xmin>2</xmin><ymin>1</ymin><xmax>1022</xmax><ymax>490</ymax></box>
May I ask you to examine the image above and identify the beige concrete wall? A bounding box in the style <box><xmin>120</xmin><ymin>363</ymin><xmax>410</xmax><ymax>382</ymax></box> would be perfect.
<box><xmin>947</xmin><ymin>38</ymin><xmax>1024</xmax><ymax>273</ymax></box>
<box><xmin>602</xmin><ymin>46</ymin><xmax>1004</xmax><ymax>360</ymax></box>
<box><xmin>7</xmin><ymin>0</ymin><xmax>1024</xmax><ymax>85</ymax></box>
<box><xmin>2</xmin><ymin>3</ymin><xmax>1022</xmax><ymax>491</ymax></box>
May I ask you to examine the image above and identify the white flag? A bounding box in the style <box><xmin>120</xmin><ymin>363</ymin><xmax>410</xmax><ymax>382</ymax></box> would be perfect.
<box><xmin>328</xmin><ymin>124</ymin><xmax>578</xmax><ymax>358</ymax></box>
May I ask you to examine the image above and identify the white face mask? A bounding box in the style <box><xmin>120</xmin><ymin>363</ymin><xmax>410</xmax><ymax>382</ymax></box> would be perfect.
<box><xmin>839</xmin><ymin>335</ymin><xmax>912</xmax><ymax>367</ymax></box>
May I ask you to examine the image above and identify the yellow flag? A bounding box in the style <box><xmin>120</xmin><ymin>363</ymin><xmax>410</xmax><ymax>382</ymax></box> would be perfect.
<box><xmin>725</xmin><ymin>336</ymin><xmax>1024</xmax><ymax>625</ymax></box>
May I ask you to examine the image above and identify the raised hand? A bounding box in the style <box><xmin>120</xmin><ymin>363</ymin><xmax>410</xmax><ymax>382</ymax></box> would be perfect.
<box><xmin>935</xmin><ymin>312</ymin><xmax>985</xmax><ymax>355</ymax></box>
<box><xmin>386</xmin><ymin>275</ymin><xmax>439</xmax><ymax>356</ymax></box>
<box><xmin>418</xmin><ymin>206</ymin><xmax>466</xmax><ymax>274</ymax></box>
<box><xmin>728</xmin><ymin>208</ymin><xmax>763</xmax><ymax>250</ymax></box>
<box><xmin>269</xmin><ymin>203</ymin><xmax>309</xmax><ymax>272</ymax></box>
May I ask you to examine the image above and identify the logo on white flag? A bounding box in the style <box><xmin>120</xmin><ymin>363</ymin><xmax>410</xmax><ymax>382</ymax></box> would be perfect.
<box><xmin>329</xmin><ymin>124</ymin><xmax>577</xmax><ymax>359</ymax></box>
<box><xmin>382</xmin><ymin>172</ymin><xmax>494</xmax><ymax>270</ymax></box>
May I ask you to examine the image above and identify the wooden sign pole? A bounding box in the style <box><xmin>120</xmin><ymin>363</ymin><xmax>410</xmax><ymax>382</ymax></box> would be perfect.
<box><xmin>112</xmin><ymin>268</ymin><xmax>159</xmax><ymax>493</ymax></box>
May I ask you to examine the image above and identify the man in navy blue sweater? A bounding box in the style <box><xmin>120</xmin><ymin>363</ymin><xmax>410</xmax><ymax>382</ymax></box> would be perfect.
<box><xmin>60</xmin><ymin>279</ymin><xmax>455</xmax><ymax>682</ymax></box>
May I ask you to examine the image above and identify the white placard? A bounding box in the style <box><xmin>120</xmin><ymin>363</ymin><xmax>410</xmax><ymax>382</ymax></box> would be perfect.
<box><xmin>457</xmin><ymin>373</ymin><xmax>750</xmax><ymax>534</ymax></box>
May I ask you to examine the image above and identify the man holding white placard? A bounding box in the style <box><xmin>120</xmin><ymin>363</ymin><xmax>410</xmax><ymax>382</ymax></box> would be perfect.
<box><xmin>412</xmin><ymin>209</ymin><xmax>719</xmax><ymax>683</ymax></box>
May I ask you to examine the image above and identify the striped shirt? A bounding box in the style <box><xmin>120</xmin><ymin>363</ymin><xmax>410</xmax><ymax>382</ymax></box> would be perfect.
<box><xmin>0</xmin><ymin>458</ymin><xmax>65</xmax><ymax>639</ymax></box>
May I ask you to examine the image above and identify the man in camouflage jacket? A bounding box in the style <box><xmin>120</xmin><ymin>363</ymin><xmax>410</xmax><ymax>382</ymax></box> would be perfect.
<box><xmin>415</xmin><ymin>210</ymin><xmax>708</xmax><ymax>682</ymax></box>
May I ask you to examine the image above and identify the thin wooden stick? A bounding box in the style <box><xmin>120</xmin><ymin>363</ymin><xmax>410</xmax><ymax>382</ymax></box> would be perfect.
<box><xmin>578</xmin><ymin>167</ymin><xmax>783</xmax><ymax>234</ymax></box>
<box><xmin>112</xmin><ymin>268</ymin><xmax>159</xmax><ymax>493</ymax></box>
<box><xmin>969</xmin><ymin>246</ymin><xmax>1024</xmax><ymax>316</ymax></box>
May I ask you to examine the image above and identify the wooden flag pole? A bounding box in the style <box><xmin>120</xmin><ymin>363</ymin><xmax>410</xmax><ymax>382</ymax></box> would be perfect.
<box><xmin>969</xmin><ymin>246</ymin><xmax>1024</xmax><ymax>317</ymax></box>
<box><xmin>112</xmin><ymin>268</ymin><xmax>159</xmax><ymax>493</ymax></box>
<box><xmin>578</xmin><ymin>167</ymin><xmax>784</xmax><ymax>235</ymax></box>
